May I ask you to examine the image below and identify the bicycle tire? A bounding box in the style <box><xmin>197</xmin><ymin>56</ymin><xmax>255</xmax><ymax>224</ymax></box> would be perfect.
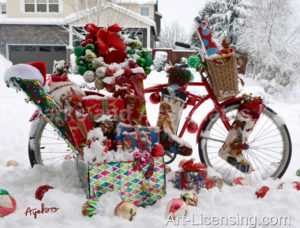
<box><xmin>198</xmin><ymin>101</ymin><xmax>292</xmax><ymax>184</ymax></box>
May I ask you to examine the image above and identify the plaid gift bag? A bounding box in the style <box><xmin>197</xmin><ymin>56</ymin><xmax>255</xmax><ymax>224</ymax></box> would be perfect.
<box><xmin>76</xmin><ymin>156</ymin><xmax>166</xmax><ymax>206</ymax></box>
<box><xmin>115</xmin><ymin>123</ymin><xmax>160</xmax><ymax>153</ymax></box>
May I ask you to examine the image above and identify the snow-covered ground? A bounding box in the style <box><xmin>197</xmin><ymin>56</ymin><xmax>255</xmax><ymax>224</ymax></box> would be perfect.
<box><xmin>1</xmin><ymin>55</ymin><xmax>300</xmax><ymax>228</ymax></box>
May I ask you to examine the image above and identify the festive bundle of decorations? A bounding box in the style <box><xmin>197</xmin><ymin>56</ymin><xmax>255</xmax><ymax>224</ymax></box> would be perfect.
<box><xmin>4</xmin><ymin>23</ymin><xmax>165</xmax><ymax>207</ymax></box>
<box><xmin>171</xmin><ymin>159</ymin><xmax>223</xmax><ymax>192</ymax></box>
<box><xmin>218</xmin><ymin>94</ymin><xmax>265</xmax><ymax>173</ymax></box>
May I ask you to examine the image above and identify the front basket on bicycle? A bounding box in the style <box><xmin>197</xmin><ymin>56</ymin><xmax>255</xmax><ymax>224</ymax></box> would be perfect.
<box><xmin>206</xmin><ymin>53</ymin><xmax>239</xmax><ymax>101</ymax></box>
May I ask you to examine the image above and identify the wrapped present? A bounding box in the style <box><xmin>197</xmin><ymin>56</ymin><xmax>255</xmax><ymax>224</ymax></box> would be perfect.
<box><xmin>83</xmin><ymin>96</ymin><xmax>125</xmax><ymax>122</ymax></box>
<box><xmin>114</xmin><ymin>73</ymin><xmax>149</xmax><ymax>126</ymax></box>
<box><xmin>76</xmin><ymin>156</ymin><xmax>166</xmax><ymax>206</ymax></box>
<box><xmin>219</xmin><ymin>94</ymin><xmax>265</xmax><ymax>174</ymax></box>
<box><xmin>116</xmin><ymin>123</ymin><xmax>160</xmax><ymax>153</ymax></box>
<box><xmin>172</xmin><ymin>159</ymin><xmax>220</xmax><ymax>192</ymax></box>
<box><xmin>67</xmin><ymin>116</ymin><xmax>94</xmax><ymax>155</ymax></box>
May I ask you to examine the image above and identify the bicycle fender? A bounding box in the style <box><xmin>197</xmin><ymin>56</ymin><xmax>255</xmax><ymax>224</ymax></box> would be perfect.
<box><xmin>196</xmin><ymin>97</ymin><xmax>242</xmax><ymax>143</ymax></box>
<box><xmin>29</xmin><ymin>109</ymin><xmax>41</xmax><ymax>122</ymax></box>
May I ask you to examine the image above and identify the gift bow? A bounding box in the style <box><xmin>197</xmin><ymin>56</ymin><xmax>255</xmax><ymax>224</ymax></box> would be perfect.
<box><xmin>179</xmin><ymin>158</ymin><xmax>207</xmax><ymax>172</ymax></box>
<box><xmin>85</xmin><ymin>23</ymin><xmax>126</xmax><ymax>57</ymax></box>
<box><xmin>134</xmin><ymin>152</ymin><xmax>154</xmax><ymax>179</ymax></box>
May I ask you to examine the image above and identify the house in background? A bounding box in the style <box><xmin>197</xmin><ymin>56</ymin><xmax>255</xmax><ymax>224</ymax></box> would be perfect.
<box><xmin>0</xmin><ymin>0</ymin><xmax>162</xmax><ymax>72</ymax></box>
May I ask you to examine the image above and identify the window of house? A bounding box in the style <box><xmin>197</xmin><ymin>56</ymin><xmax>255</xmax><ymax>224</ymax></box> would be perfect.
<box><xmin>49</xmin><ymin>0</ymin><xmax>59</xmax><ymax>12</ymax></box>
<box><xmin>37</xmin><ymin>0</ymin><xmax>47</xmax><ymax>12</ymax></box>
<box><xmin>140</xmin><ymin>6</ymin><xmax>150</xmax><ymax>17</ymax></box>
<box><xmin>24</xmin><ymin>0</ymin><xmax>60</xmax><ymax>13</ymax></box>
<box><xmin>1</xmin><ymin>4</ymin><xmax>7</xmax><ymax>14</ymax></box>
<box><xmin>25</xmin><ymin>0</ymin><xmax>35</xmax><ymax>12</ymax></box>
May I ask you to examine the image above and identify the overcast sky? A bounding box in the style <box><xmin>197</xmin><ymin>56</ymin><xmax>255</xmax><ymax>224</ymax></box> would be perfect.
<box><xmin>158</xmin><ymin>0</ymin><xmax>206</xmax><ymax>31</ymax></box>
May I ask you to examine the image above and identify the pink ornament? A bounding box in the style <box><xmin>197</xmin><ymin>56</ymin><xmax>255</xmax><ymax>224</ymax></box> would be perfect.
<box><xmin>0</xmin><ymin>190</ymin><xmax>17</xmax><ymax>217</ymax></box>
<box><xmin>165</xmin><ymin>199</ymin><xmax>187</xmax><ymax>219</ymax></box>
<box><xmin>255</xmin><ymin>186</ymin><xmax>270</xmax><ymax>199</ymax></box>
<box><xmin>80</xmin><ymin>41</ymin><xmax>87</xmax><ymax>47</ymax></box>
<box><xmin>233</xmin><ymin>177</ymin><xmax>247</xmax><ymax>186</ymax></box>
<box><xmin>150</xmin><ymin>93</ymin><xmax>161</xmax><ymax>104</ymax></box>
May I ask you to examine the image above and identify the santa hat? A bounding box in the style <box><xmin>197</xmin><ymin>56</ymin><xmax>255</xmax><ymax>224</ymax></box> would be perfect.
<box><xmin>4</xmin><ymin>62</ymin><xmax>47</xmax><ymax>86</ymax></box>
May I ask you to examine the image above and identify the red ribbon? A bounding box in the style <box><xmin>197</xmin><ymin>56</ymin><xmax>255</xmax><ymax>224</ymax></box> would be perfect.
<box><xmin>49</xmin><ymin>73</ymin><xmax>69</xmax><ymax>84</ymax></box>
<box><xmin>179</xmin><ymin>158</ymin><xmax>207</xmax><ymax>172</ymax></box>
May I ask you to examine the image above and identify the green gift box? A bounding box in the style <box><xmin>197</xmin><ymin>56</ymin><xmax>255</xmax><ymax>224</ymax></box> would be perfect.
<box><xmin>76</xmin><ymin>156</ymin><xmax>166</xmax><ymax>206</ymax></box>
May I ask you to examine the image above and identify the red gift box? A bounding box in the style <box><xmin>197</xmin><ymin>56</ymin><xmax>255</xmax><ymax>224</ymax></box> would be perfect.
<box><xmin>67</xmin><ymin>116</ymin><xmax>93</xmax><ymax>157</ymax></box>
<box><xmin>83</xmin><ymin>97</ymin><xmax>125</xmax><ymax>122</ymax></box>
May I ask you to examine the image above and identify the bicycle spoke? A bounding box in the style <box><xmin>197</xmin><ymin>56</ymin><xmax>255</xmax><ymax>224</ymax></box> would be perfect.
<box><xmin>251</xmin><ymin>148</ymin><xmax>281</xmax><ymax>161</ymax></box>
<box><xmin>202</xmin><ymin>137</ymin><xmax>225</xmax><ymax>143</ymax></box>
<box><xmin>250</xmin><ymin>146</ymin><xmax>283</xmax><ymax>154</ymax></box>
<box><xmin>248</xmin><ymin>133</ymin><xmax>281</xmax><ymax>144</ymax></box>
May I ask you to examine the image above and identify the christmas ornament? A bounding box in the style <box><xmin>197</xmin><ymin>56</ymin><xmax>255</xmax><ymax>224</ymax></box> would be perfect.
<box><xmin>188</xmin><ymin>55</ymin><xmax>201</xmax><ymax>69</ymax></box>
<box><xmin>165</xmin><ymin>199</ymin><xmax>187</xmax><ymax>219</ymax></box>
<box><xmin>85</xmin><ymin>51</ymin><xmax>97</xmax><ymax>63</ymax></box>
<box><xmin>293</xmin><ymin>181</ymin><xmax>300</xmax><ymax>191</ymax></box>
<box><xmin>95</xmin><ymin>78</ymin><xmax>105</xmax><ymax>90</ymax></box>
<box><xmin>150</xmin><ymin>93</ymin><xmax>161</xmax><ymax>104</ymax></box>
<box><xmin>114</xmin><ymin>201</ymin><xmax>137</xmax><ymax>221</ymax></box>
<box><xmin>83</xmin><ymin>71</ymin><xmax>97</xmax><ymax>83</ymax></box>
<box><xmin>6</xmin><ymin>160</ymin><xmax>19</xmax><ymax>167</ymax></box>
<box><xmin>180</xmin><ymin>192</ymin><xmax>198</xmax><ymax>206</ymax></box>
<box><xmin>127</xmin><ymin>49</ymin><xmax>135</xmax><ymax>55</ymax></box>
<box><xmin>92</xmin><ymin>58</ymin><xmax>105</xmax><ymax>69</ymax></box>
<box><xmin>151</xmin><ymin>144</ymin><xmax>164</xmax><ymax>157</ymax></box>
<box><xmin>78</xmin><ymin>65</ymin><xmax>87</xmax><ymax>76</ymax></box>
<box><xmin>95</xmin><ymin>66</ymin><xmax>107</xmax><ymax>79</ymax></box>
<box><xmin>296</xmin><ymin>169</ymin><xmax>300</xmax><ymax>177</ymax></box>
<box><xmin>74</xmin><ymin>46</ymin><xmax>85</xmax><ymax>57</ymax></box>
<box><xmin>187</xmin><ymin>120</ymin><xmax>198</xmax><ymax>134</ymax></box>
<box><xmin>0</xmin><ymin>189</ymin><xmax>17</xmax><ymax>217</ymax></box>
<box><xmin>167</xmin><ymin>66</ymin><xmax>194</xmax><ymax>87</ymax></box>
<box><xmin>255</xmin><ymin>186</ymin><xmax>269</xmax><ymax>199</ymax></box>
<box><xmin>85</xmin><ymin>44</ymin><xmax>95</xmax><ymax>52</ymax></box>
<box><xmin>35</xmin><ymin>185</ymin><xmax>54</xmax><ymax>201</ymax></box>
<box><xmin>233</xmin><ymin>177</ymin><xmax>247</xmax><ymax>186</ymax></box>
<box><xmin>82</xmin><ymin>199</ymin><xmax>105</xmax><ymax>217</ymax></box>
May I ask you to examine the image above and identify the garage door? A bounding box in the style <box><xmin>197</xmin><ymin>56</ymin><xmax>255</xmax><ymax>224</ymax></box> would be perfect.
<box><xmin>8</xmin><ymin>45</ymin><xmax>67</xmax><ymax>73</ymax></box>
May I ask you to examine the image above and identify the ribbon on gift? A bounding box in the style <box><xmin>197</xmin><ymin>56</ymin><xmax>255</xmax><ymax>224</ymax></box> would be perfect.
<box><xmin>179</xmin><ymin>158</ymin><xmax>207</xmax><ymax>172</ymax></box>
<box><xmin>134</xmin><ymin>152</ymin><xmax>154</xmax><ymax>179</ymax></box>
<box><xmin>49</xmin><ymin>73</ymin><xmax>69</xmax><ymax>86</ymax></box>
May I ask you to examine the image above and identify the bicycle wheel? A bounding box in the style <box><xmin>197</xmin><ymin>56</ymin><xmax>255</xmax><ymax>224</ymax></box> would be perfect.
<box><xmin>28</xmin><ymin>116</ymin><xmax>73</xmax><ymax>167</ymax></box>
<box><xmin>199</xmin><ymin>101</ymin><xmax>292</xmax><ymax>184</ymax></box>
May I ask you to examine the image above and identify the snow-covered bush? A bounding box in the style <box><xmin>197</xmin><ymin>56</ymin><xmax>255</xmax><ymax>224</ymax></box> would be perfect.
<box><xmin>153</xmin><ymin>51</ymin><xmax>168</xmax><ymax>72</ymax></box>
<box><xmin>237</xmin><ymin>0</ymin><xmax>300</xmax><ymax>93</ymax></box>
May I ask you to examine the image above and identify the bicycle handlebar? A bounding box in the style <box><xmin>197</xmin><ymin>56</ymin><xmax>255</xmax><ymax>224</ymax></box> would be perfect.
<box><xmin>175</xmin><ymin>41</ymin><xmax>191</xmax><ymax>49</ymax></box>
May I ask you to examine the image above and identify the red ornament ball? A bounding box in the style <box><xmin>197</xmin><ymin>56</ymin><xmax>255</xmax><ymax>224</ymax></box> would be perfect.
<box><xmin>105</xmin><ymin>84</ymin><xmax>115</xmax><ymax>93</ymax></box>
<box><xmin>187</xmin><ymin>121</ymin><xmax>198</xmax><ymax>134</ymax></box>
<box><xmin>151</xmin><ymin>144</ymin><xmax>164</xmax><ymax>157</ymax></box>
<box><xmin>80</xmin><ymin>41</ymin><xmax>87</xmax><ymax>47</ymax></box>
<box><xmin>86</xmin><ymin>39</ymin><xmax>95</xmax><ymax>44</ymax></box>
<box><xmin>35</xmin><ymin>185</ymin><xmax>54</xmax><ymax>201</ymax></box>
<box><xmin>150</xmin><ymin>93</ymin><xmax>161</xmax><ymax>104</ymax></box>
<box><xmin>293</xmin><ymin>181</ymin><xmax>300</xmax><ymax>191</ymax></box>
<box><xmin>85</xmin><ymin>33</ymin><xmax>95</xmax><ymax>42</ymax></box>
<box><xmin>255</xmin><ymin>186</ymin><xmax>269</xmax><ymax>199</ymax></box>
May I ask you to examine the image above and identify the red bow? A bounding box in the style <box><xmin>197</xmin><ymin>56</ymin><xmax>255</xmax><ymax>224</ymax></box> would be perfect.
<box><xmin>179</xmin><ymin>158</ymin><xmax>207</xmax><ymax>172</ymax></box>
<box><xmin>134</xmin><ymin>152</ymin><xmax>154</xmax><ymax>179</ymax></box>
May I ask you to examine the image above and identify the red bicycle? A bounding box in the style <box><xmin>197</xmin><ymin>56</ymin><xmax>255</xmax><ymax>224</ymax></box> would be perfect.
<box><xmin>28</xmin><ymin>48</ymin><xmax>292</xmax><ymax>184</ymax></box>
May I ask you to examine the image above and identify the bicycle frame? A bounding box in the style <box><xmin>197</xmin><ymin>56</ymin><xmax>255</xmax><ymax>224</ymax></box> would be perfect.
<box><xmin>144</xmin><ymin>76</ymin><xmax>240</xmax><ymax>143</ymax></box>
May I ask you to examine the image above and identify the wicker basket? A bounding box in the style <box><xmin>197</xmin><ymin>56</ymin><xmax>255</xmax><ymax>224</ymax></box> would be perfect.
<box><xmin>206</xmin><ymin>53</ymin><xmax>239</xmax><ymax>101</ymax></box>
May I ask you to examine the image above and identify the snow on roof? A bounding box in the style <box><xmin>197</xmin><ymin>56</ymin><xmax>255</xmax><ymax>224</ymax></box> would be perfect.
<box><xmin>112</xmin><ymin>0</ymin><xmax>156</xmax><ymax>4</ymax></box>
